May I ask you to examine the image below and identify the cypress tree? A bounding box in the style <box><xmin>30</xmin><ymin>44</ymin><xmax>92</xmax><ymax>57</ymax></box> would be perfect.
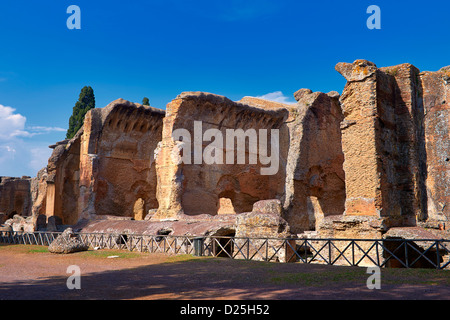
<box><xmin>66</xmin><ymin>86</ymin><xmax>95</xmax><ymax>139</ymax></box>
<box><xmin>142</xmin><ymin>97</ymin><xmax>150</xmax><ymax>106</ymax></box>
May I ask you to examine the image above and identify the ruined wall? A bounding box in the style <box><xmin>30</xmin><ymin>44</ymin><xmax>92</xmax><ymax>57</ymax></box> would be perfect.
<box><xmin>336</xmin><ymin>60</ymin><xmax>384</xmax><ymax>218</ymax></box>
<box><xmin>283</xmin><ymin>89</ymin><xmax>345</xmax><ymax>233</ymax></box>
<box><xmin>380</xmin><ymin>64</ymin><xmax>427</xmax><ymax>224</ymax></box>
<box><xmin>153</xmin><ymin>92</ymin><xmax>289</xmax><ymax>221</ymax></box>
<box><xmin>336</xmin><ymin>60</ymin><xmax>425</xmax><ymax>227</ymax></box>
<box><xmin>44</xmin><ymin>99</ymin><xmax>164</xmax><ymax>225</ymax></box>
<box><xmin>30</xmin><ymin>167</ymin><xmax>48</xmax><ymax>229</ymax></box>
<box><xmin>8</xmin><ymin>60</ymin><xmax>449</xmax><ymax>238</ymax></box>
<box><xmin>235</xmin><ymin>199</ymin><xmax>295</xmax><ymax>262</ymax></box>
<box><xmin>46</xmin><ymin>133</ymin><xmax>81</xmax><ymax>225</ymax></box>
<box><xmin>336</xmin><ymin>59</ymin><xmax>450</xmax><ymax>228</ymax></box>
<box><xmin>420</xmin><ymin>67</ymin><xmax>450</xmax><ymax>223</ymax></box>
<box><xmin>0</xmin><ymin>176</ymin><xmax>31</xmax><ymax>222</ymax></box>
<box><xmin>77</xmin><ymin>99</ymin><xmax>165</xmax><ymax>221</ymax></box>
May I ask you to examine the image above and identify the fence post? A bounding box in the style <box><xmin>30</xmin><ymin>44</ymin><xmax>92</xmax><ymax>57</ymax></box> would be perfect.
<box><xmin>193</xmin><ymin>237</ymin><xmax>204</xmax><ymax>257</ymax></box>
<box><xmin>328</xmin><ymin>240</ymin><xmax>332</xmax><ymax>265</ymax></box>
<box><xmin>405</xmin><ymin>241</ymin><xmax>409</xmax><ymax>268</ymax></box>
<box><xmin>436</xmin><ymin>241</ymin><xmax>440</xmax><ymax>270</ymax></box>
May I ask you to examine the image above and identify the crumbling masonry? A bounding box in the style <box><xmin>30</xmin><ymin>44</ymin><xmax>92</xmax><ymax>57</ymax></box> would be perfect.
<box><xmin>1</xmin><ymin>60</ymin><xmax>449</xmax><ymax>246</ymax></box>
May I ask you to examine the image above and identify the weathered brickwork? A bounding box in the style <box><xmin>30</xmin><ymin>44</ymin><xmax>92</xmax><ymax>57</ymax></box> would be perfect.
<box><xmin>1</xmin><ymin>60</ymin><xmax>449</xmax><ymax>243</ymax></box>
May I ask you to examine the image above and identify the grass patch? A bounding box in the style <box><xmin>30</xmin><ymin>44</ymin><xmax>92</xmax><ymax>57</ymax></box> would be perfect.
<box><xmin>164</xmin><ymin>254</ymin><xmax>204</xmax><ymax>263</ymax></box>
<box><xmin>269</xmin><ymin>268</ymin><xmax>367</xmax><ymax>286</ymax></box>
<box><xmin>77</xmin><ymin>250</ymin><xmax>143</xmax><ymax>259</ymax></box>
<box><xmin>26</xmin><ymin>247</ymin><xmax>48</xmax><ymax>254</ymax></box>
<box><xmin>268</xmin><ymin>266</ymin><xmax>450</xmax><ymax>287</ymax></box>
<box><xmin>381</xmin><ymin>268</ymin><xmax>450</xmax><ymax>286</ymax></box>
<box><xmin>0</xmin><ymin>244</ymin><xmax>48</xmax><ymax>254</ymax></box>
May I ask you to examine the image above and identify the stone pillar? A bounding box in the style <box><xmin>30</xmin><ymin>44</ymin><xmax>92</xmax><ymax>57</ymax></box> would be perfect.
<box><xmin>77</xmin><ymin>110</ymin><xmax>101</xmax><ymax>221</ymax></box>
<box><xmin>45</xmin><ymin>182</ymin><xmax>56</xmax><ymax>218</ymax></box>
<box><xmin>421</xmin><ymin>67</ymin><xmax>450</xmax><ymax>223</ymax></box>
<box><xmin>336</xmin><ymin>60</ymin><xmax>381</xmax><ymax>217</ymax></box>
<box><xmin>152</xmin><ymin>98</ymin><xmax>185</xmax><ymax>221</ymax></box>
<box><xmin>336</xmin><ymin>60</ymin><xmax>425</xmax><ymax>225</ymax></box>
<box><xmin>380</xmin><ymin>64</ymin><xmax>426</xmax><ymax>224</ymax></box>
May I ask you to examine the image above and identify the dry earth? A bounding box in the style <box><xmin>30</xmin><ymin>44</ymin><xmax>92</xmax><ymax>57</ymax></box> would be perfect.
<box><xmin>0</xmin><ymin>244</ymin><xmax>449</xmax><ymax>300</ymax></box>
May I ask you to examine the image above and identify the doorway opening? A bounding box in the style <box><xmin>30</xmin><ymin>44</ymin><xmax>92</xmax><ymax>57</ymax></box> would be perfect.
<box><xmin>213</xmin><ymin>230</ymin><xmax>236</xmax><ymax>258</ymax></box>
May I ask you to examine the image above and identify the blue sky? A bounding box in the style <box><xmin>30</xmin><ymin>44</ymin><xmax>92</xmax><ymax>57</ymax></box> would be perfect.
<box><xmin>1</xmin><ymin>0</ymin><xmax>450</xmax><ymax>177</ymax></box>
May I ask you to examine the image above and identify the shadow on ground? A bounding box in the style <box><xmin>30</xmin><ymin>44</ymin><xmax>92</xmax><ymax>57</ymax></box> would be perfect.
<box><xmin>1</xmin><ymin>252</ymin><xmax>450</xmax><ymax>300</ymax></box>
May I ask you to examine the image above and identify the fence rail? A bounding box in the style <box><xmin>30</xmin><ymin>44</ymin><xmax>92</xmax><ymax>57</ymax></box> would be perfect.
<box><xmin>1</xmin><ymin>230</ymin><xmax>449</xmax><ymax>269</ymax></box>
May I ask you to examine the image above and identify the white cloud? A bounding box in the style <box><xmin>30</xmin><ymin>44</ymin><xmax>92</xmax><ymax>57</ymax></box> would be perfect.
<box><xmin>0</xmin><ymin>105</ymin><xmax>27</xmax><ymax>140</ymax></box>
<box><xmin>0</xmin><ymin>104</ymin><xmax>66</xmax><ymax>177</ymax></box>
<box><xmin>255</xmin><ymin>91</ymin><xmax>296</xmax><ymax>105</ymax></box>
<box><xmin>0</xmin><ymin>105</ymin><xmax>66</xmax><ymax>140</ymax></box>
<box><xmin>28</xmin><ymin>126</ymin><xmax>66</xmax><ymax>132</ymax></box>
<box><xmin>24</xmin><ymin>126</ymin><xmax>67</xmax><ymax>138</ymax></box>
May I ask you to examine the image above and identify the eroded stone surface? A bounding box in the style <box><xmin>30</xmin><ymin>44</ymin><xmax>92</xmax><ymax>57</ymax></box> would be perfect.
<box><xmin>420</xmin><ymin>69</ymin><xmax>450</xmax><ymax>223</ymax></box>
<box><xmin>235</xmin><ymin>200</ymin><xmax>289</xmax><ymax>238</ymax></box>
<box><xmin>0</xmin><ymin>177</ymin><xmax>31</xmax><ymax>220</ymax></box>
<box><xmin>153</xmin><ymin>92</ymin><xmax>289</xmax><ymax>221</ymax></box>
<box><xmin>336</xmin><ymin>59</ymin><xmax>449</xmax><ymax>231</ymax></box>
<box><xmin>4</xmin><ymin>214</ymin><xmax>36</xmax><ymax>233</ymax></box>
<box><xmin>43</xmin><ymin>99</ymin><xmax>165</xmax><ymax>228</ymax></box>
<box><xmin>2</xmin><ymin>60</ymin><xmax>450</xmax><ymax>242</ymax></box>
<box><xmin>48</xmin><ymin>228</ymin><xmax>88</xmax><ymax>254</ymax></box>
<box><xmin>283</xmin><ymin>89</ymin><xmax>345</xmax><ymax>233</ymax></box>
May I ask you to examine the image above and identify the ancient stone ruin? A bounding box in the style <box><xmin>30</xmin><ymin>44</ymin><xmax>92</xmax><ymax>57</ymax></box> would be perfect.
<box><xmin>47</xmin><ymin>227</ymin><xmax>88</xmax><ymax>254</ymax></box>
<box><xmin>0</xmin><ymin>176</ymin><xmax>32</xmax><ymax>223</ymax></box>
<box><xmin>1</xmin><ymin>60</ymin><xmax>449</xmax><ymax>255</ymax></box>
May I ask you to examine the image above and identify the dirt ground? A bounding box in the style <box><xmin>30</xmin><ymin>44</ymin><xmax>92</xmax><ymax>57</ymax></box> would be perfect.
<box><xmin>1</xmin><ymin>244</ymin><xmax>449</xmax><ymax>300</ymax></box>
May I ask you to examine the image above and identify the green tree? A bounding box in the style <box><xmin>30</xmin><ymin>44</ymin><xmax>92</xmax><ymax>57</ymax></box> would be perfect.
<box><xmin>66</xmin><ymin>86</ymin><xmax>95</xmax><ymax>139</ymax></box>
<box><xmin>142</xmin><ymin>97</ymin><xmax>150</xmax><ymax>106</ymax></box>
